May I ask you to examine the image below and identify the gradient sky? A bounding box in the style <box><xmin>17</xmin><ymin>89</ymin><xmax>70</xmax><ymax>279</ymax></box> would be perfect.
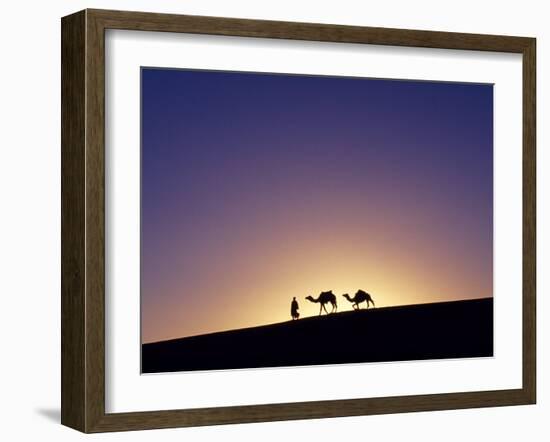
<box><xmin>141</xmin><ymin>68</ymin><xmax>493</xmax><ymax>344</ymax></box>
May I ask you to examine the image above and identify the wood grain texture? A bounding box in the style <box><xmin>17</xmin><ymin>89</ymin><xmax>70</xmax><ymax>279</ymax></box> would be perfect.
<box><xmin>522</xmin><ymin>38</ymin><xmax>536</xmax><ymax>403</ymax></box>
<box><xmin>60</xmin><ymin>8</ymin><xmax>537</xmax><ymax>433</ymax></box>
<box><xmin>90</xmin><ymin>8</ymin><xmax>532</xmax><ymax>52</ymax></box>
<box><xmin>61</xmin><ymin>10</ymin><xmax>86</xmax><ymax>432</ymax></box>
<box><xmin>84</xmin><ymin>9</ymin><xmax>107</xmax><ymax>433</ymax></box>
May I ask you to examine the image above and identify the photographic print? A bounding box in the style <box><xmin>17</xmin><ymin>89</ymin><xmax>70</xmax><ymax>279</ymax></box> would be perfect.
<box><xmin>140</xmin><ymin>68</ymin><xmax>494</xmax><ymax>374</ymax></box>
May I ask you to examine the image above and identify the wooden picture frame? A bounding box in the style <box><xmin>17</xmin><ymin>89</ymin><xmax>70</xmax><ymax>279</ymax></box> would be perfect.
<box><xmin>61</xmin><ymin>8</ymin><xmax>536</xmax><ymax>433</ymax></box>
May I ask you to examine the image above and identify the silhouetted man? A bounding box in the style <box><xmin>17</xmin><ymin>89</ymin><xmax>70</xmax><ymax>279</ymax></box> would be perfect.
<box><xmin>291</xmin><ymin>297</ymin><xmax>300</xmax><ymax>320</ymax></box>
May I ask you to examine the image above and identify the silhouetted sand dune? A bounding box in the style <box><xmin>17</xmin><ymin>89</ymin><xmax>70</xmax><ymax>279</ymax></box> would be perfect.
<box><xmin>142</xmin><ymin>297</ymin><xmax>493</xmax><ymax>373</ymax></box>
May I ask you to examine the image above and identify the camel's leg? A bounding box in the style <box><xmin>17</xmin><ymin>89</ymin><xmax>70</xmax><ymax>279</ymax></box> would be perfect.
<box><xmin>319</xmin><ymin>304</ymin><xmax>323</xmax><ymax>315</ymax></box>
<box><xmin>322</xmin><ymin>303</ymin><xmax>328</xmax><ymax>315</ymax></box>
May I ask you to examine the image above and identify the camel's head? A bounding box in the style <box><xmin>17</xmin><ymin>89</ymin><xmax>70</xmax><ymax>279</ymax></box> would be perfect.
<box><xmin>342</xmin><ymin>293</ymin><xmax>351</xmax><ymax>301</ymax></box>
<box><xmin>305</xmin><ymin>295</ymin><xmax>314</xmax><ymax>302</ymax></box>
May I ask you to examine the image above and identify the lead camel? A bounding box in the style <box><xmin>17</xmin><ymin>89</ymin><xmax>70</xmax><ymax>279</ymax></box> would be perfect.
<box><xmin>305</xmin><ymin>290</ymin><xmax>338</xmax><ymax>315</ymax></box>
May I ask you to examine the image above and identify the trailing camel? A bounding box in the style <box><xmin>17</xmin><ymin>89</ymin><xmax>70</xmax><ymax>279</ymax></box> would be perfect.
<box><xmin>342</xmin><ymin>289</ymin><xmax>375</xmax><ymax>310</ymax></box>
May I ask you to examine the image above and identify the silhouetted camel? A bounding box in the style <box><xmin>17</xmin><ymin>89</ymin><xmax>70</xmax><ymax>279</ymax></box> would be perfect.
<box><xmin>305</xmin><ymin>291</ymin><xmax>338</xmax><ymax>315</ymax></box>
<box><xmin>342</xmin><ymin>289</ymin><xmax>375</xmax><ymax>310</ymax></box>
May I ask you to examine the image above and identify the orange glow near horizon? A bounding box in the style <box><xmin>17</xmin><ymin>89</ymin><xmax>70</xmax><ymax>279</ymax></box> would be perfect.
<box><xmin>142</xmin><ymin>206</ymin><xmax>492</xmax><ymax>343</ymax></box>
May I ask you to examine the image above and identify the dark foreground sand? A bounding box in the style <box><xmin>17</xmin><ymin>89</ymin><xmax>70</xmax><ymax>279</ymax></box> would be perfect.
<box><xmin>142</xmin><ymin>297</ymin><xmax>493</xmax><ymax>373</ymax></box>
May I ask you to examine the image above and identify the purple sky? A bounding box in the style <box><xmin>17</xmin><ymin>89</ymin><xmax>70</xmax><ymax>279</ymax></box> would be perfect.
<box><xmin>141</xmin><ymin>68</ymin><xmax>493</xmax><ymax>343</ymax></box>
